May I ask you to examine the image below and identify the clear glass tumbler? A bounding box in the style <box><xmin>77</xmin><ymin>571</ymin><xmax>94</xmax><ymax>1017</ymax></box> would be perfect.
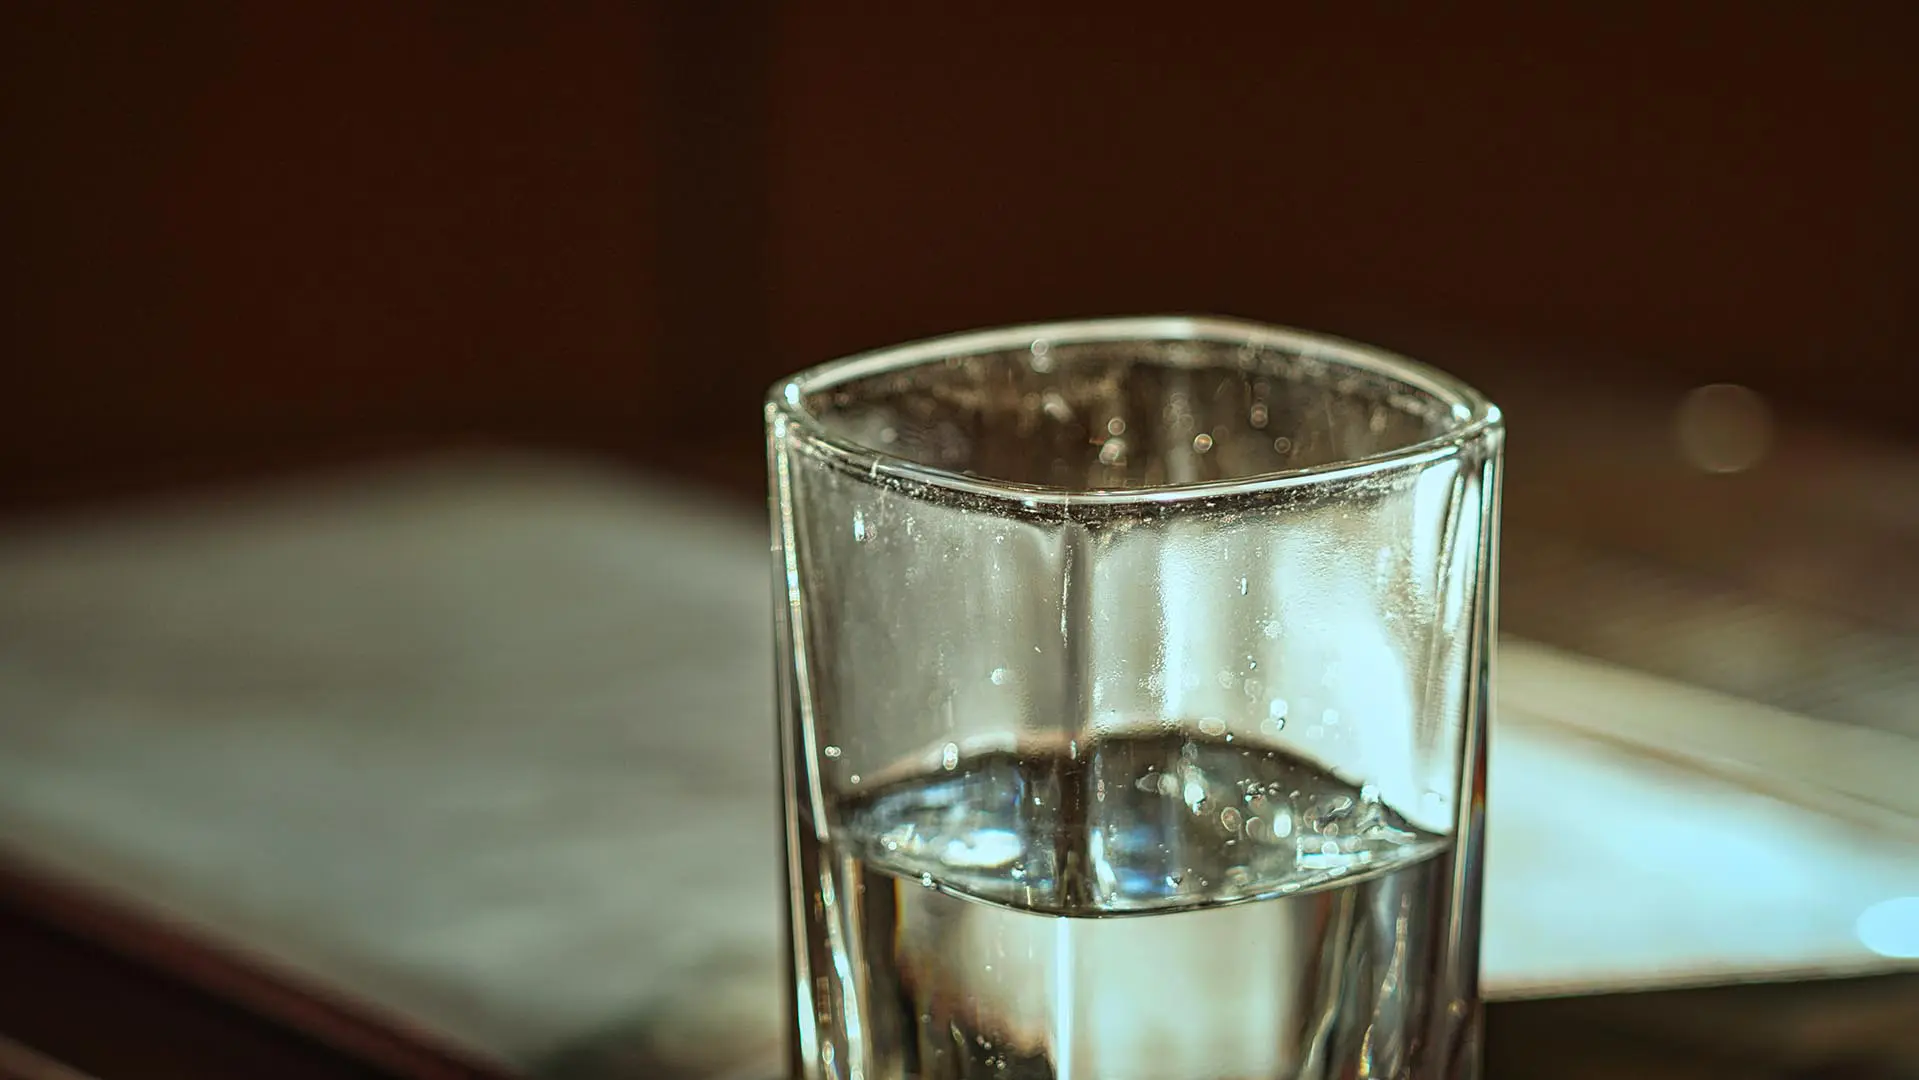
<box><xmin>767</xmin><ymin>317</ymin><xmax>1502</xmax><ymax>1080</ymax></box>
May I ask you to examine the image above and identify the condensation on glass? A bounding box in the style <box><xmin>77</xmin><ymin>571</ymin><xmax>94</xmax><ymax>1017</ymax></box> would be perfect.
<box><xmin>768</xmin><ymin>317</ymin><xmax>1503</xmax><ymax>1080</ymax></box>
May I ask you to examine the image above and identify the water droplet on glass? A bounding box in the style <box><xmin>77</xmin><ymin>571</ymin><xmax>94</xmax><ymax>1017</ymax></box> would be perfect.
<box><xmin>1106</xmin><ymin>416</ymin><xmax>1126</xmax><ymax>436</ymax></box>
<box><xmin>1321</xmin><ymin>840</ymin><xmax>1342</xmax><ymax>857</ymax></box>
<box><xmin>1028</xmin><ymin>339</ymin><xmax>1055</xmax><ymax>372</ymax></box>
<box><xmin>1197</xmin><ymin>716</ymin><xmax>1228</xmax><ymax>737</ymax></box>
<box><xmin>823</xmin><ymin>745</ymin><xmax>843</xmax><ymax>759</ymax></box>
<box><xmin>1249</xmin><ymin>402</ymin><xmax>1269</xmax><ymax>428</ymax></box>
<box><xmin>941</xmin><ymin>742</ymin><xmax>959</xmax><ymax>770</ymax></box>
<box><xmin>1273</xmin><ymin>436</ymin><xmax>1294</xmax><ymax>454</ymax></box>
<box><xmin>1219</xmin><ymin>806</ymin><xmax>1243</xmax><ymax>833</ymax></box>
<box><xmin>1192</xmin><ymin>432</ymin><xmax>1214</xmax><ymax>454</ymax></box>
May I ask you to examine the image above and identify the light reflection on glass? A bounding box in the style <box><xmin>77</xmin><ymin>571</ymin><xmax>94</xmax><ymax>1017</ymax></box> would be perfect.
<box><xmin>1674</xmin><ymin>382</ymin><xmax>1772</xmax><ymax>473</ymax></box>
<box><xmin>1856</xmin><ymin>896</ymin><xmax>1919</xmax><ymax>959</ymax></box>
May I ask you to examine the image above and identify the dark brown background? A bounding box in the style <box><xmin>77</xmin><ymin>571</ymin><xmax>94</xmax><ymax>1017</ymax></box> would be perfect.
<box><xmin>3</xmin><ymin>8</ymin><xmax>1917</xmax><ymax>1076</ymax></box>
<box><xmin>5</xmin><ymin>2</ymin><xmax>1915</xmax><ymax>510</ymax></box>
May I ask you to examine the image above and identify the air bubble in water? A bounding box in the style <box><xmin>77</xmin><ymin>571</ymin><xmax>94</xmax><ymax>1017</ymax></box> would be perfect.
<box><xmin>1192</xmin><ymin>432</ymin><xmax>1214</xmax><ymax>453</ymax></box>
<box><xmin>1183</xmin><ymin>779</ymin><xmax>1207</xmax><ymax>810</ymax></box>
<box><xmin>989</xmin><ymin>666</ymin><xmax>1009</xmax><ymax>685</ymax></box>
<box><xmin>851</xmin><ymin>511</ymin><xmax>866</xmax><ymax>542</ymax></box>
<box><xmin>941</xmin><ymin>743</ymin><xmax>959</xmax><ymax>770</ymax></box>
<box><xmin>1197</xmin><ymin>716</ymin><xmax>1228</xmax><ymax>737</ymax></box>
<box><xmin>823</xmin><ymin>745</ymin><xmax>843</xmax><ymax>759</ymax></box>
<box><xmin>1098</xmin><ymin>438</ymin><xmax>1127</xmax><ymax>466</ymax></box>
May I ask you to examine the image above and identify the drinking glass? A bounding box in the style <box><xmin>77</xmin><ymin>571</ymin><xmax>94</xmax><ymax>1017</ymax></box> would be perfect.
<box><xmin>766</xmin><ymin>317</ymin><xmax>1502</xmax><ymax>1080</ymax></box>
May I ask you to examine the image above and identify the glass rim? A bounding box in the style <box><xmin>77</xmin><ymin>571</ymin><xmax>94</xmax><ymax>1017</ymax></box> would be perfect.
<box><xmin>767</xmin><ymin>315</ymin><xmax>1503</xmax><ymax>508</ymax></box>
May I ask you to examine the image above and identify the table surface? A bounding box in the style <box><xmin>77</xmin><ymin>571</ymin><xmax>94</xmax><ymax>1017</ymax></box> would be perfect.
<box><xmin>0</xmin><ymin>433</ymin><xmax>1914</xmax><ymax>1078</ymax></box>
